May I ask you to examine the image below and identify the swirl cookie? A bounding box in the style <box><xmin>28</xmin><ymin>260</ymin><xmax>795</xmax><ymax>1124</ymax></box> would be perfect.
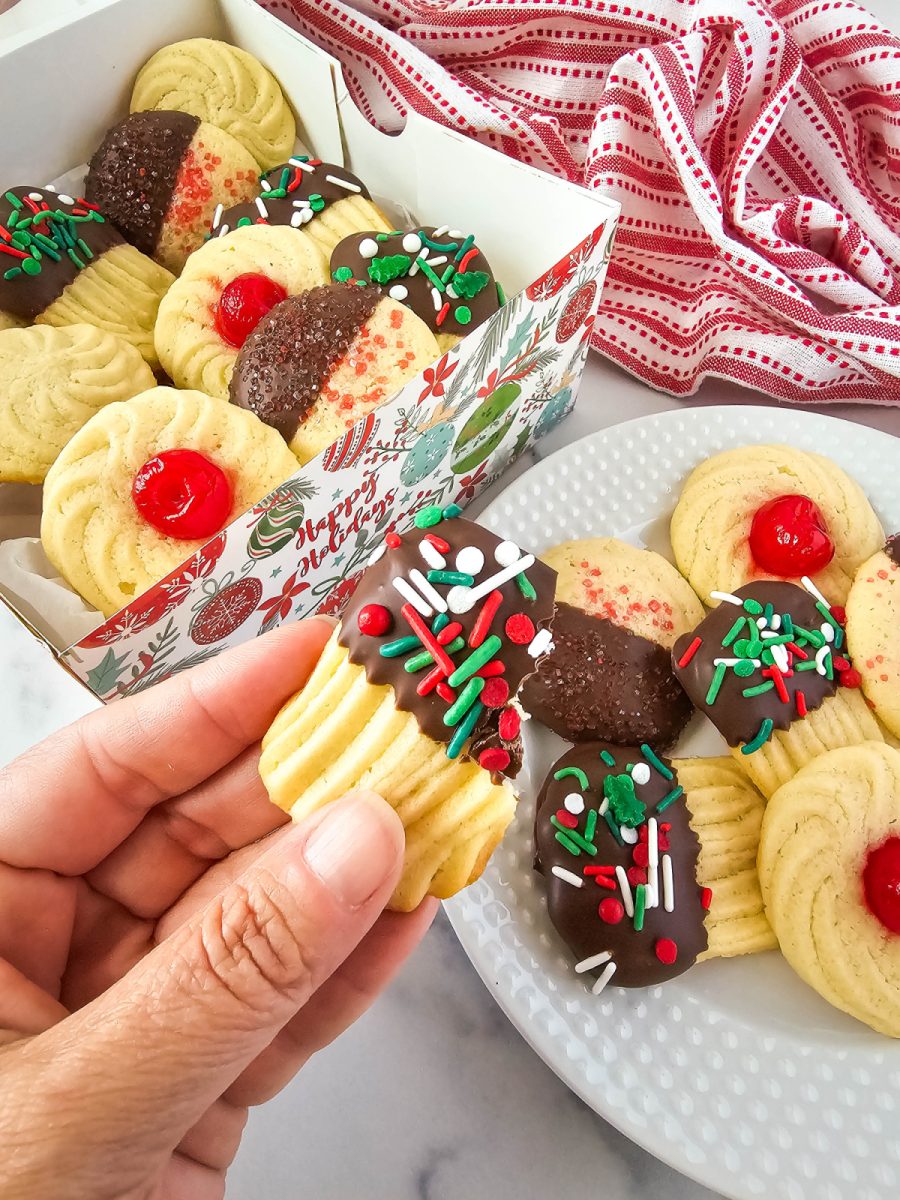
<box><xmin>670</xmin><ymin>444</ymin><xmax>883</xmax><ymax>606</ymax></box>
<box><xmin>131</xmin><ymin>39</ymin><xmax>296</xmax><ymax>171</ymax></box>
<box><xmin>230</xmin><ymin>284</ymin><xmax>440</xmax><ymax>464</ymax></box>
<box><xmin>521</xmin><ymin>538</ymin><xmax>704</xmax><ymax>747</ymax></box>
<box><xmin>534</xmin><ymin>744</ymin><xmax>774</xmax><ymax>993</ymax></box>
<box><xmin>673</xmin><ymin>580</ymin><xmax>882</xmax><ymax>798</ymax></box>
<box><xmin>330</xmin><ymin>225</ymin><xmax>503</xmax><ymax>351</ymax></box>
<box><xmin>0</xmin><ymin>312</ymin><xmax>22</xmax><ymax>331</ymax></box>
<box><xmin>41</xmin><ymin>386</ymin><xmax>298</xmax><ymax>617</ymax></box>
<box><xmin>759</xmin><ymin>742</ymin><xmax>900</xmax><ymax>1037</ymax></box>
<box><xmin>845</xmin><ymin>536</ymin><xmax>900</xmax><ymax>739</ymax></box>
<box><xmin>86</xmin><ymin>111</ymin><xmax>258</xmax><ymax>272</ymax></box>
<box><xmin>259</xmin><ymin>509</ymin><xmax>557</xmax><ymax>911</ymax></box>
<box><xmin>0</xmin><ymin>187</ymin><xmax>173</xmax><ymax>369</ymax></box>
<box><xmin>211</xmin><ymin>158</ymin><xmax>392</xmax><ymax>260</ymax></box>
<box><xmin>153</xmin><ymin>223</ymin><xmax>329</xmax><ymax>399</ymax></box>
<box><xmin>0</xmin><ymin>324</ymin><xmax>155</xmax><ymax>484</ymax></box>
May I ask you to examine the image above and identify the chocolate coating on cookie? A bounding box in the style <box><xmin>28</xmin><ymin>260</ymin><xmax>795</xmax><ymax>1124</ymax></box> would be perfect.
<box><xmin>339</xmin><ymin>514</ymin><xmax>556</xmax><ymax>777</ymax></box>
<box><xmin>86</xmin><ymin>111</ymin><xmax>200</xmax><ymax>256</ymax></box>
<box><xmin>885</xmin><ymin>534</ymin><xmax>900</xmax><ymax>567</ymax></box>
<box><xmin>0</xmin><ymin>187</ymin><xmax>122</xmax><ymax>320</ymax></box>
<box><xmin>673</xmin><ymin>581</ymin><xmax>841</xmax><ymax>749</ymax></box>
<box><xmin>521</xmin><ymin>602</ymin><xmax>692</xmax><ymax>747</ymax></box>
<box><xmin>534</xmin><ymin>742</ymin><xmax>707</xmax><ymax>988</ymax></box>
<box><xmin>211</xmin><ymin>158</ymin><xmax>370</xmax><ymax>236</ymax></box>
<box><xmin>330</xmin><ymin>226</ymin><xmax>501</xmax><ymax>339</ymax></box>
<box><xmin>230</xmin><ymin>284</ymin><xmax>381</xmax><ymax>440</ymax></box>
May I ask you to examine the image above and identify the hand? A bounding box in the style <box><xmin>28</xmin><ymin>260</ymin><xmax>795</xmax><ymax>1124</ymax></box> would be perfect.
<box><xmin>0</xmin><ymin>619</ymin><xmax>436</xmax><ymax>1200</ymax></box>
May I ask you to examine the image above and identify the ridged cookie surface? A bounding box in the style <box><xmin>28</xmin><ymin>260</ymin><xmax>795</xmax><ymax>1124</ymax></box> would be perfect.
<box><xmin>670</xmin><ymin>444</ymin><xmax>883</xmax><ymax>605</ymax></box>
<box><xmin>846</xmin><ymin>541</ymin><xmax>900</xmax><ymax>738</ymax></box>
<box><xmin>0</xmin><ymin>324</ymin><xmax>155</xmax><ymax>483</ymax></box>
<box><xmin>41</xmin><ymin>386</ymin><xmax>298</xmax><ymax>617</ymax></box>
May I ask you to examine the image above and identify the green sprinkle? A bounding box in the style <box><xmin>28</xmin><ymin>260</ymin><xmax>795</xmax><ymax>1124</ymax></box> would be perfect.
<box><xmin>67</xmin><ymin>248</ymin><xmax>85</xmax><ymax>268</ymax></box>
<box><xmin>444</xmin><ymin>676</ymin><xmax>485</xmax><ymax>725</ymax></box>
<box><xmin>76</xmin><ymin>237</ymin><xmax>94</xmax><ymax>260</ymax></box>
<box><xmin>817</xmin><ymin>602</ymin><xmax>844</xmax><ymax>648</ymax></box>
<box><xmin>2</xmin><ymin>267</ymin><xmax>21</xmax><ymax>280</ymax></box>
<box><xmin>640</xmin><ymin>744</ymin><xmax>673</xmax><ymax>779</ymax></box>
<box><xmin>516</xmin><ymin>571</ymin><xmax>537</xmax><ymax>600</ymax></box>
<box><xmin>4</xmin><ymin>191</ymin><xmax>22</xmax><ymax>209</ymax></box>
<box><xmin>600</xmin><ymin>750</ymin><xmax>617</xmax><ymax>767</ymax></box>
<box><xmin>6</xmin><ymin>211</ymin><xmax>18</xmax><ymax>229</ymax></box>
<box><xmin>309</xmin><ymin>193</ymin><xmax>325</xmax><ymax>212</ymax></box>
<box><xmin>554</xmin><ymin>829</ymin><xmax>582</xmax><ymax>856</ymax></box>
<box><xmin>443</xmin><ymin>503</ymin><xmax>463</xmax><ymax>519</ymax></box>
<box><xmin>742</xmin><ymin>718</ymin><xmax>774</xmax><ymax>755</ymax></box>
<box><xmin>452</xmin><ymin>269</ymin><xmax>490</xmax><ymax>298</ymax></box>
<box><xmin>554</xmin><ymin>765</ymin><xmax>590</xmax><ymax>789</ymax></box>
<box><xmin>455</xmin><ymin>305</ymin><xmax>472</xmax><ymax>325</ymax></box>
<box><xmin>795</xmin><ymin>660</ymin><xmax>820</xmax><ymax>672</ymax></box>
<box><xmin>550</xmin><ymin>815</ymin><xmax>596</xmax><ymax>855</ymax></box>
<box><xmin>448</xmin><ymin>635</ymin><xmax>502</xmax><ymax>686</ymax></box>
<box><xmin>37</xmin><ymin>241</ymin><xmax>60</xmax><ymax>262</ymax></box>
<box><xmin>427</xmin><ymin>570</ymin><xmax>473</xmax><ymax>587</ymax></box>
<box><xmin>763</xmin><ymin>603</ymin><xmax>774</xmax><ymax>624</ymax></box>
<box><xmin>417</xmin><ymin>257</ymin><xmax>445</xmax><ymax>289</ymax></box>
<box><xmin>825</xmin><ymin>653</ymin><xmax>834</xmax><ymax>681</ymax></box>
<box><xmin>722</xmin><ymin>617</ymin><xmax>748</xmax><ymax>647</ymax></box>
<box><xmin>21</xmin><ymin>257</ymin><xmax>41</xmax><ymax>276</ymax></box>
<box><xmin>375</xmin><ymin>232</ymin><xmax>393</xmax><ymax>241</ymax></box>
<box><xmin>414</xmin><ymin>505</ymin><xmax>443</xmax><ymax>528</ymax></box>
<box><xmin>368</xmin><ymin>253</ymin><xmax>411</xmax><ymax>284</ymax></box>
<box><xmin>705</xmin><ymin>662</ymin><xmax>727</xmax><ymax>705</ymax></box>
<box><xmin>584</xmin><ymin>809</ymin><xmax>598</xmax><ymax>842</ymax></box>
<box><xmin>440</xmin><ymin>263</ymin><xmax>457</xmax><ymax>285</ymax></box>
<box><xmin>432</xmin><ymin>612</ymin><xmax>450</xmax><ymax>634</ymax></box>
<box><xmin>734</xmin><ymin>660</ymin><xmax>756</xmax><ymax>678</ymax></box>
<box><xmin>380</xmin><ymin>635</ymin><xmax>421</xmax><ymax>657</ymax></box>
<box><xmin>603</xmin><ymin>810</ymin><xmax>624</xmax><ymax>846</ymax></box>
<box><xmin>604</xmin><ymin>772</ymin><xmax>646</xmax><ymax>827</ymax></box>
<box><xmin>657</xmin><ymin>785</ymin><xmax>684</xmax><ymax>813</ymax></box>
<box><xmin>743</xmin><ymin>598</ymin><xmax>764</xmax><ymax>616</ymax></box>
<box><xmin>404</xmin><ymin>636</ymin><xmax>464</xmax><ymax>672</ymax></box>
<box><xmin>447</xmin><ymin>700</ymin><xmax>483</xmax><ymax>759</ymax></box>
<box><xmin>420</xmin><ymin>231</ymin><xmax>458</xmax><ymax>252</ymax></box>
<box><xmin>782</xmin><ymin>613</ymin><xmax>794</xmax><ymax>637</ymax></box>
<box><xmin>804</xmin><ymin>629</ymin><xmax>825</xmax><ymax>648</ymax></box>
<box><xmin>454</xmin><ymin>234</ymin><xmax>475</xmax><ymax>262</ymax></box>
<box><xmin>743</xmin><ymin>680</ymin><xmax>775</xmax><ymax>697</ymax></box>
<box><xmin>236</xmin><ymin>216</ymin><xmax>253</xmax><ymax>227</ymax></box>
<box><xmin>496</xmin><ymin>281</ymin><xmax>506</xmax><ymax>305</ymax></box>
<box><xmin>333</xmin><ymin>266</ymin><xmax>353</xmax><ymax>282</ymax></box>
<box><xmin>634</xmin><ymin>884</ymin><xmax>646</xmax><ymax>931</ymax></box>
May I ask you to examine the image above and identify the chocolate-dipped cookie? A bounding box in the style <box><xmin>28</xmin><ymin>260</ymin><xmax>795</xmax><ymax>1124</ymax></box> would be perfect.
<box><xmin>534</xmin><ymin>744</ymin><xmax>775</xmax><ymax>992</ymax></box>
<box><xmin>230</xmin><ymin>283</ymin><xmax>439</xmax><ymax>464</ymax></box>
<box><xmin>86</xmin><ymin>111</ymin><xmax>258</xmax><ymax>272</ymax></box>
<box><xmin>521</xmin><ymin>538</ymin><xmax>704</xmax><ymax>747</ymax></box>
<box><xmin>330</xmin><ymin>225</ymin><xmax>503</xmax><ymax>349</ymax></box>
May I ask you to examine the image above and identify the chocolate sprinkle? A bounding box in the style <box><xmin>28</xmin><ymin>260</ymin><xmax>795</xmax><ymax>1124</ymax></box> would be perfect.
<box><xmin>885</xmin><ymin>533</ymin><xmax>900</xmax><ymax>567</ymax></box>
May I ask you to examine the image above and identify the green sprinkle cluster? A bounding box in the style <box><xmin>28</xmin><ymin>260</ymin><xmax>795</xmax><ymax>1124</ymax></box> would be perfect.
<box><xmin>1</xmin><ymin>191</ymin><xmax>104</xmax><ymax>282</ymax></box>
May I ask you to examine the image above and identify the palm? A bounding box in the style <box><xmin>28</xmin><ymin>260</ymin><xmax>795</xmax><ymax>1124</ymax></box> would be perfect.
<box><xmin>0</xmin><ymin>621</ymin><xmax>433</xmax><ymax>1200</ymax></box>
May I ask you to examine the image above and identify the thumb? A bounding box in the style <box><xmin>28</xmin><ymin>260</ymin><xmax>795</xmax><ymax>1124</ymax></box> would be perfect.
<box><xmin>31</xmin><ymin>792</ymin><xmax>404</xmax><ymax>1173</ymax></box>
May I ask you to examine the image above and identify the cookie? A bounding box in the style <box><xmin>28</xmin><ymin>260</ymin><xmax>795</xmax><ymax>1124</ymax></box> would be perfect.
<box><xmin>845</xmin><ymin>536</ymin><xmax>900</xmax><ymax>739</ymax></box>
<box><xmin>230</xmin><ymin>284</ymin><xmax>440</xmax><ymax>464</ymax></box>
<box><xmin>673</xmin><ymin>580</ymin><xmax>882</xmax><ymax>798</ymax></box>
<box><xmin>520</xmin><ymin>538</ymin><xmax>704</xmax><ymax>747</ymax></box>
<box><xmin>131</xmin><ymin>38</ymin><xmax>296</xmax><ymax>171</ymax></box>
<box><xmin>0</xmin><ymin>324</ymin><xmax>155</xmax><ymax>484</ymax></box>
<box><xmin>41</xmin><ymin>386</ymin><xmax>298</xmax><ymax>617</ymax></box>
<box><xmin>670</xmin><ymin>444</ymin><xmax>883</xmax><ymax>605</ymax></box>
<box><xmin>533</xmin><ymin>744</ymin><xmax>774</xmax><ymax>993</ymax></box>
<box><xmin>153</xmin><ymin>223</ymin><xmax>329</xmax><ymax>399</ymax></box>
<box><xmin>86</xmin><ymin>111</ymin><xmax>258</xmax><ymax>272</ymax></box>
<box><xmin>330</xmin><ymin>224</ymin><xmax>503</xmax><ymax>351</ymax></box>
<box><xmin>211</xmin><ymin>158</ymin><xmax>392</xmax><ymax>260</ymax></box>
<box><xmin>0</xmin><ymin>187</ymin><xmax>174</xmax><ymax>369</ymax></box>
<box><xmin>759</xmin><ymin>742</ymin><xmax>900</xmax><ymax>1037</ymax></box>
<box><xmin>0</xmin><ymin>312</ymin><xmax>23</xmax><ymax>331</ymax></box>
<box><xmin>258</xmin><ymin>509</ymin><xmax>557</xmax><ymax>911</ymax></box>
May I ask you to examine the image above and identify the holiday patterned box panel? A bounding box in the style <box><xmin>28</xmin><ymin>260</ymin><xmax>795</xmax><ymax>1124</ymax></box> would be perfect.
<box><xmin>62</xmin><ymin>221</ymin><xmax>615</xmax><ymax>701</ymax></box>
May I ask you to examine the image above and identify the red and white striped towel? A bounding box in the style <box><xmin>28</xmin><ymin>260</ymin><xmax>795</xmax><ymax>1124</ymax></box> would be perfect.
<box><xmin>261</xmin><ymin>0</ymin><xmax>900</xmax><ymax>405</ymax></box>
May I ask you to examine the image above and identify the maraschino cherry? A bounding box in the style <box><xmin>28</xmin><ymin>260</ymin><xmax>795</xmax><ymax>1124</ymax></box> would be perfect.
<box><xmin>863</xmin><ymin>837</ymin><xmax>900</xmax><ymax>935</ymax></box>
<box><xmin>215</xmin><ymin>273</ymin><xmax>287</xmax><ymax>348</ymax></box>
<box><xmin>132</xmin><ymin>449</ymin><xmax>232</xmax><ymax>539</ymax></box>
<box><xmin>749</xmin><ymin>494</ymin><xmax>835</xmax><ymax>576</ymax></box>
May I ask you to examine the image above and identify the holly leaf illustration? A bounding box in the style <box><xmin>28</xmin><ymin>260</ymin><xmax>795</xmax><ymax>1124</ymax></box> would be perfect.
<box><xmin>86</xmin><ymin>647</ymin><xmax>131</xmax><ymax>696</ymax></box>
<box><xmin>499</xmin><ymin>315</ymin><xmax>538</xmax><ymax>371</ymax></box>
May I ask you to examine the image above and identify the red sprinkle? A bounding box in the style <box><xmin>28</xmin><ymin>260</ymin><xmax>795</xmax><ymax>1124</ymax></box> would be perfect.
<box><xmin>632</xmin><ymin>843</ymin><xmax>649</xmax><ymax>868</ymax></box>
<box><xmin>599</xmin><ymin>897</ymin><xmax>625</xmax><ymax>923</ymax></box>
<box><xmin>655</xmin><ymin>938</ymin><xmax>678</xmax><ymax>965</ymax></box>
<box><xmin>436</xmin><ymin>682</ymin><xmax>456</xmax><ymax>703</ymax></box>
<box><xmin>425</xmin><ymin>533</ymin><xmax>450</xmax><ymax>554</ymax></box>
<box><xmin>769</xmin><ymin>667</ymin><xmax>790</xmax><ymax>704</ymax></box>
<box><xmin>436</xmin><ymin>301</ymin><xmax>450</xmax><ymax>327</ymax></box>
<box><xmin>555</xmin><ymin>809</ymin><xmax>578</xmax><ymax>829</ymax></box>
<box><xmin>786</xmin><ymin>642</ymin><xmax>808</xmax><ymax>660</ymax></box>
<box><xmin>481</xmin><ymin>678</ymin><xmax>510</xmax><ymax>709</ymax></box>
<box><xmin>701</xmin><ymin>887</ymin><xmax>713</xmax><ymax>910</ymax></box>
<box><xmin>832</xmin><ymin>656</ymin><xmax>850</xmax><ymax>672</ymax></box>
<box><xmin>416</xmin><ymin>665</ymin><xmax>444</xmax><ymax>696</ymax></box>
<box><xmin>478</xmin><ymin>746</ymin><xmax>510</xmax><ymax>773</ymax></box>
<box><xmin>840</xmin><ymin>667</ymin><xmax>862</xmax><ymax>688</ymax></box>
<box><xmin>458</xmin><ymin>247</ymin><xmax>479</xmax><ymax>273</ymax></box>
<box><xmin>400</xmin><ymin>603</ymin><xmax>454</xmax><ymax>676</ymax></box>
<box><xmin>436</xmin><ymin>620</ymin><xmax>463</xmax><ymax>646</ymax></box>
<box><xmin>831</xmin><ymin>605</ymin><xmax>847</xmax><ymax>625</ymax></box>
<box><xmin>498</xmin><ymin>707</ymin><xmax>520</xmax><ymax>741</ymax></box>
<box><xmin>357</xmin><ymin>603</ymin><xmax>392</xmax><ymax>637</ymax></box>
<box><xmin>677</xmin><ymin>636</ymin><xmax>703</xmax><ymax>668</ymax></box>
<box><xmin>469</xmin><ymin>589</ymin><xmax>503</xmax><ymax>648</ymax></box>
<box><xmin>385</xmin><ymin>532</ymin><xmax>402</xmax><ymax>548</ymax></box>
<box><xmin>476</xmin><ymin>660</ymin><xmax>506</xmax><ymax>678</ymax></box>
<box><xmin>795</xmin><ymin>689</ymin><xmax>808</xmax><ymax>717</ymax></box>
<box><xmin>505</xmin><ymin>613</ymin><xmax>536</xmax><ymax>645</ymax></box>
<box><xmin>627</xmin><ymin>866</ymin><xmax>647</xmax><ymax>887</ymax></box>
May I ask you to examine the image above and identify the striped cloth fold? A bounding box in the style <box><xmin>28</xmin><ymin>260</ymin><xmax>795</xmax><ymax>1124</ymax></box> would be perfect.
<box><xmin>260</xmin><ymin>0</ymin><xmax>900</xmax><ymax>404</ymax></box>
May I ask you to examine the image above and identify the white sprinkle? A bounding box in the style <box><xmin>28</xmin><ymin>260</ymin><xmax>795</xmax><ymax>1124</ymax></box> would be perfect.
<box><xmin>597</xmin><ymin>797</ymin><xmax>610</xmax><ymax>817</ymax></box>
<box><xmin>631</xmin><ymin>762</ymin><xmax>651</xmax><ymax>786</ymax></box>
<box><xmin>326</xmin><ymin>173</ymin><xmax>361</xmax><ymax>192</ymax></box>
<box><xmin>409</xmin><ymin>249</ymin><xmax>427</xmax><ymax>277</ymax></box>
<box><xmin>714</xmin><ymin>657</ymin><xmax>761</xmax><ymax>667</ymax></box>
<box><xmin>801</xmin><ymin>575</ymin><xmax>830</xmax><ymax>608</ymax></box>
<box><xmin>255</xmin><ymin>197</ymin><xmax>269</xmax><ymax>218</ymax></box>
<box><xmin>575</xmin><ymin>951</ymin><xmax>611</xmax><ymax>974</ymax></box>
<box><xmin>815</xmin><ymin>645</ymin><xmax>831</xmax><ymax>675</ymax></box>
<box><xmin>359</xmin><ymin>237</ymin><xmax>379</xmax><ymax>259</ymax></box>
<box><xmin>432</xmin><ymin>224</ymin><xmax>450</xmax><ymax>238</ymax></box>
<box><xmin>648</xmin><ymin>817</ymin><xmax>659</xmax><ymax>868</ymax></box>
<box><xmin>27</xmin><ymin>191</ymin><xmax>43</xmax><ymax>201</ymax></box>
<box><xmin>455</xmin><ymin>546</ymin><xmax>484</xmax><ymax>576</ymax></box>
<box><xmin>621</xmin><ymin>824</ymin><xmax>638</xmax><ymax>845</ymax></box>
<box><xmin>563</xmin><ymin>792</ymin><xmax>585</xmax><ymax>815</ymax></box>
<box><xmin>300</xmin><ymin>209</ymin><xmax>313</xmax><ymax>224</ymax></box>
<box><xmin>212</xmin><ymin>203</ymin><xmax>224</xmax><ymax>229</ymax></box>
<box><xmin>494</xmin><ymin>540</ymin><xmax>521</xmax><ymax>567</ymax></box>
<box><xmin>771</xmin><ymin>614</ymin><xmax>782</xmax><ymax>631</ymax></box>
<box><xmin>552</xmin><ymin>865</ymin><xmax>583</xmax><ymax>889</ymax></box>
<box><xmin>662</xmin><ymin>854</ymin><xmax>675</xmax><ymax>912</ymax></box>
<box><xmin>217</xmin><ymin>223</ymin><xmax>231</xmax><ymax>237</ymax></box>
<box><xmin>290</xmin><ymin>212</ymin><xmax>304</xmax><ymax>227</ymax></box>
<box><xmin>425</xmin><ymin>255</ymin><xmax>448</xmax><ymax>268</ymax></box>
<box><xmin>57</xmin><ymin>193</ymin><xmax>75</xmax><ymax>206</ymax></box>
<box><xmin>448</xmin><ymin>228</ymin><xmax>464</xmax><ymax>238</ymax></box>
<box><xmin>591</xmin><ymin>961</ymin><xmax>617</xmax><ymax>995</ymax></box>
<box><xmin>289</xmin><ymin>157</ymin><xmax>315</xmax><ymax>172</ymax></box>
<box><xmin>771</xmin><ymin>643</ymin><xmax>790</xmax><ymax>673</ymax></box>
<box><xmin>757</xmin><ymin>616</ymin><xmax>767</xmax><ymax>629</ymax></box>
<box><xmin>446</xmin><ymin>284</ymin><xmax>458</xmax><ymax>299</ymax></box>
<box><xmin>760</xmin><ymin>629</ymin><xmax>780</xmax><ymax>639</ymax></box>
<box><xmin>648</xmin><ymin>864</ymin><xmax>659</xmax><ymax>909</ymax></box>
<box><xmin>389</xmin><ymin>284</ymin><xmax>409</xmax><ymax>301</ymax></box>
<box><xmin>419</xmin><ymin>539</ymin><xmax>446</xmax><ymax>570</ymax></box>
<box><xmin>615</xmin><ymin>865</ymin><xmax>634</xmax><ymax>917</ymax></box>
<box><xmin>431</xmin><ymin>286</ymin><xmax>443</xmax><ymax>312</ymax></box>
<box><xmin>43</xmin><ymin>184</ymin><xmax>57</xmax><ymax>193</ymax></box>
<box><xmin>260</xmin><ymin>178</ymin><xmax>272</xmax><ymax>192</ymax></box>
<box><xmin>367</xmin><ymin>543</ymin><xmax>387</xmax><ymax>566</ymax></box>
<box><xmin>710</xmin><ymin>591</ymin><xmax>743</xmax><ymax>606</ymax></box>
<box><xmin>446</xmin><ymin>586</ymin><xmax>474</xmax><ymax>614</ymax></box>
<box><xmin>409</xmin><ymin>568</ymin><xmax>447</xmax><ymax>614</ymax></box>
<box><xmin>292</xmin><ymin>198</ymin><xmax>312</xmax><ymax>208</ymax></box>
<box><xmin>821</xmin><ymin>622</ymin><xmax>835</xmax><ymax>643</ymax></box>
<box><xmin>402</xmin><ymin>232</ymin><xmax>422</xmax><ymax>254</ymax></box>
<box><xmin>447</xmin><ymin>554</ymin><xmax>536</xmax><ymax>613</ymax></box>
<box><xmin>392</xmin><ymin>576</ymin><xmax>432</xmax><ymax>617</ymax></box>
<box><xmin>527</xmin><ymin>628</ymin><xmax>553</xmax><ymax>658</ymax></box>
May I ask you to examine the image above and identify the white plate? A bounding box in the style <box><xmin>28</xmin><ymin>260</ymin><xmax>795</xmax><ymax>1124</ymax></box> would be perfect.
<box><xmin>444</xmin><ymin>405</ymin><xmax>900</xmax><ymax>1200</ymax></box>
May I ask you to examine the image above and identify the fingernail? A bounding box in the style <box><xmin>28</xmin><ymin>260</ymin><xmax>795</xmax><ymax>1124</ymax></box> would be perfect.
<box><xmin>303</xmin><ymin>793</ymin><xmax>402</xmax><ymax>907</ymax></box>
<box><xmin>311</xmin><ymin>613</ymin><xmax>339</xmax><ymax>629</ymax></box>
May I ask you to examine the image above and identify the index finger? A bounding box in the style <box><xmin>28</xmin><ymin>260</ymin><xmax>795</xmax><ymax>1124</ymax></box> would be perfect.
<box><xmin>0</xmin><ymin>617</ymin><xmax>333</xmax><ymax>874</ymax></box>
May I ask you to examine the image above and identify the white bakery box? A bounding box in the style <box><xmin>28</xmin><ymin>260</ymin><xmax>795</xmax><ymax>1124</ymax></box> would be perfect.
<box><xmin>0</xmin><ymin>0</ymin><xmax>619</xmax><ymax>701</ymax></box>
